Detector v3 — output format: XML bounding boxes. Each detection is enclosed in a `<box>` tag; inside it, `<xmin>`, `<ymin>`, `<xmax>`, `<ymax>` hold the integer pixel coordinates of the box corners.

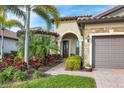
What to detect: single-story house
<box><xmin>0</xmin><ymin>27</ymin><xmax>59</xmax><ymax>55</ymax></box>
<box><xmin>0</xmin><ymin>30</ymin><xmax>18</xmax><ymax>53</ymax></box>
<box><xmin>52</xmin><ymin>5</ymin><xmax>124</xmax><ymax>69</ymax></box>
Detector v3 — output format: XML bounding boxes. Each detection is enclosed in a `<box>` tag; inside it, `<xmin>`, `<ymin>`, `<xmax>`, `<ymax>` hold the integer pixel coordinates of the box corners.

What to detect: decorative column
<box><xmin>79</xmin><ymin>40</ymin><xmax>82</xmax><ymax>57</ymax></box>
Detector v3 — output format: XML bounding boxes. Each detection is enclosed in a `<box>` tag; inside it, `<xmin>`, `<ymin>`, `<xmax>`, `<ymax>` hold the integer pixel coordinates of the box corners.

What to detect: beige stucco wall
<box><xmin>0</xmin><ymin>38</ymin><xmax>18</xmax><ymax>53</ymax></box>
<box><xmin>84</xmin><ymin>22</ymin><xmax>124</xmax><ymax>64</ymax></box>
<box><xmin>54</xmin><ymin>20</ymin><xmax>83</xmax><ymax>56</ymax></box>
<box><xmin>54</xmin><ymin>21</ymin><xmax>83</xmax><ymax>41</ymax></box>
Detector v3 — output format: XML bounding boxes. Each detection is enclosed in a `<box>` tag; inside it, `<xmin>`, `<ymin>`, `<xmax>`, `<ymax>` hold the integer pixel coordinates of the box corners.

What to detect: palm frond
<box><xmin>5</xmin><ymin>19</ymin><xmax>24</xmax><ymax>30</ymax></box>
<box><xmin>0</xmin><ymin>15</ymin><xmax>4</xmax><ymax>24</ymax></box>
<box><xmin>38</xmin><ymin>5</ymin><xmax>60</xmax><ymax>28</ymax></box>
<box><xmin>6</xmin><ymin>5</ymin><xmax>26</xmax><ymax>21</ymax></box>
<box><xmin>32</xmin><ymin>7</ymin><xmax>51</xmax><ymax>31</ymax></box>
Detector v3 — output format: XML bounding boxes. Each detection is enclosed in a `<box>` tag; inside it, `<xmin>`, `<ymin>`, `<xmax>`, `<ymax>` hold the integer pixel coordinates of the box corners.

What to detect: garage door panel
<box><xmin>92</xmin><ymin>35</ymin><xmax>124</xmax><ymax>69</ymax></box>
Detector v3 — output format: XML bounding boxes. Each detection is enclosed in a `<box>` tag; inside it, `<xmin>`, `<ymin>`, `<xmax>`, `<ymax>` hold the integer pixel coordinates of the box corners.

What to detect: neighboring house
<box><xmin>0</xmin><ymin>27</ymin><xmax>59</xmax><ymax>55</ymax></box>
<box><xmin>52</xmin><ymin>5</ymin><xmax>124</xmax><ymax>69</ymax></box>
<box><xmin>0</xmin><ymin>30</ymin><xmax>18</xmax><ymax>53</ymax></box>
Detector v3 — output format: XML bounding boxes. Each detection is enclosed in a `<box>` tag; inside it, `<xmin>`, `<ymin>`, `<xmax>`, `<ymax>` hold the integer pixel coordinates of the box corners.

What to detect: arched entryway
<box><xmin>59</xmin><ymin>32</ymin><xmax>82</xmax><ymax>57</ymax></box>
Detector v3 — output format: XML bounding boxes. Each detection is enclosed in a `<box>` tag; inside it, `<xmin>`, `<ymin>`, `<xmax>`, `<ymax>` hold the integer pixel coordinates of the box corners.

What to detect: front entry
<box><xmin>63</xmin><ymin>40</ymin><xmax>69</xmax><ymax>57</ymax></box>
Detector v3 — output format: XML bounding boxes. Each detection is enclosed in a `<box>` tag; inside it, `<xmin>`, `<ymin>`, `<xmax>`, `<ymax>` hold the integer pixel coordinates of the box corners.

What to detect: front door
<box><xmin>63</xmin><ymin>40</ymin><xmax>69</xmax><ymax>57</ymax></box>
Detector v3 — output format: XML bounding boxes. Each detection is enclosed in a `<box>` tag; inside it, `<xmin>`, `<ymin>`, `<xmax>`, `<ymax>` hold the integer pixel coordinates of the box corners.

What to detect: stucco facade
<box><xmin>83</xmin><ymin>6</ymin><xmax>124</xmax><ymax>65</ymax></box>
<box><xmin>83</xmin><ymin>22</ymin><xmax>124</xmax><ymax>64</ymax></box>
<box><xmin>54</xmin><ymin>20</ymin><xmax>83</xmax><ymax>57</ymax></box>
<box><xmin>53</xmin><ymin>5</ymin><xmax>124</xmax><ymax>68</ymax></box>
<box><xmin>55</xmin><ymin>21</ymin><xmax>83</xmax><ymax>41</ymax></box>
<box><xmin>0</xmin><ymin>38</ymin><xmax>18</xmax><ymax>53</ymax></box>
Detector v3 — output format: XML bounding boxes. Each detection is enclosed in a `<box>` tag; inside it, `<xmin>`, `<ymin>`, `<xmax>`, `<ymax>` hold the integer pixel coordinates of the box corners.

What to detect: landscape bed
<box><xmin>0</xmin><ymin>75</ymin><xmax>96</xmax><ymax>88</ymax></box>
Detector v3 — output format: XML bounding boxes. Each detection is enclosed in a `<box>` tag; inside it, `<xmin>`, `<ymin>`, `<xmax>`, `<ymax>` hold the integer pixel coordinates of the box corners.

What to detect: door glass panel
<box><xmin>76</xmin><ymin>40</ymin><xmax>79</xmax><ymax>55</ymax></box>
<box><xmin>63</xmin><ymin>41</ymin><xmax>69</xmax><ymax>57</ymax></box>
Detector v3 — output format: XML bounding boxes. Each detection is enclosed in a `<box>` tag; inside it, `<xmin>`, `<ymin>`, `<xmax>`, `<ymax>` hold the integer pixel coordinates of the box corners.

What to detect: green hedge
<box><xmin>65</xmin><ymin>56</ymin><xmax>82</xmax><ymax>70</ymax></box>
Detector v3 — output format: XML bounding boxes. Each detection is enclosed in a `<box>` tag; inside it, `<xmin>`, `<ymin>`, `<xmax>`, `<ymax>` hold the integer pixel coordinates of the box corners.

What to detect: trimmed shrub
<box><xmin>65</xmin><ymin>60</ymin><xmax>74</xmax><ymax>70</ymax></box>
<box><xmin>14</xmin><ymin>71</ymin><xmax>26</xmax><ymax>81</ymax></box>
<box><xmin>65</xmin><ymin>56</ymin><xmax>82</xmax><ymax>70</ymax></box>
<box><xmin>33</xmin><ymin>70</ymin><xmax>43</xmax><ymax>79</ymax></box>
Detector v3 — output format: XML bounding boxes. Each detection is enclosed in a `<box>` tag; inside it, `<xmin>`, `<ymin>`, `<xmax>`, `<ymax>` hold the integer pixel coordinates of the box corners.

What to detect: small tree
<box><xmin>24</xmin><ymin>5</ymin><xmax>60</xmax><ymax>69</ymax></box>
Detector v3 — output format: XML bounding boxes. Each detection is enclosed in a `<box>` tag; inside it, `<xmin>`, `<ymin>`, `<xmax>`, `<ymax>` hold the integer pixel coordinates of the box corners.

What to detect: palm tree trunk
<box><xmin>0</xmin><ymin>29</ymin><xmax>4</xmax><ymax>62</ymax></box>
<box><xmin>24</xmin><ymin>5</ymin><xmax>30</xmax><ymax>69</ymax></box>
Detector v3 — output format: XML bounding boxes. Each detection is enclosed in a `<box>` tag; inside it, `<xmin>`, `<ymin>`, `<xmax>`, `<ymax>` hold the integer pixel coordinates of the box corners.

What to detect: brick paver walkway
<box><xmin>45</xmin><ymin>62</ymin><xmax>124</xmax><ymax>88</ymax></box>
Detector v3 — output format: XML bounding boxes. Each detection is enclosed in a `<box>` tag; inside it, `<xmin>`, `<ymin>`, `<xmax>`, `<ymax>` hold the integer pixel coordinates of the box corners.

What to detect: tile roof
<box><xmin>0</xmin><ymin>29</ymin><xmax>18</xmax><ymax>40</ymax></box>
<box><xmin>17</xmin><ymin>27</ymin><xmax>59</xmax><ymax>37</ymax></box>
<box><xmin>77</xmin><ymin>15</ymin><xmax>124</xmax><ymax>24</ymax></box>
<box><xmin>51</xmin><ymin>15</ymin><xmax>92</xmax><ymax>22</ymax></box>
<box><xmin>77</xmin><ymin>5</ymin><xmax>124</xmax><ymax>24</ymax></box>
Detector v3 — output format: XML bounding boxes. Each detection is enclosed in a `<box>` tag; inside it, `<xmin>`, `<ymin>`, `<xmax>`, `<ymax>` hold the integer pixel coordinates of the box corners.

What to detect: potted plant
<box><xmin>84</xmin><ymin>63</ymin><xmax>92</xmax><ymax>72</ymax></box>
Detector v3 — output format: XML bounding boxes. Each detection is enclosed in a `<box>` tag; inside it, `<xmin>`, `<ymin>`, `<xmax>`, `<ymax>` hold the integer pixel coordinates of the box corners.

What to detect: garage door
<box><xmin>92</xmin><ymin>35</ymin><xmax>124</xmax><ymax>69</ymax></box>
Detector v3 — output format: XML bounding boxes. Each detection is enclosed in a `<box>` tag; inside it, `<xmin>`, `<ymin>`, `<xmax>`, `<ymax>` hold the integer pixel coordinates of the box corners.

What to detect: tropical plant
<box><xmin>3</xmin><ymin>66</ymin><xmax>15</xmax><ymax>80</ymax></box>
<box><xmin>14</xmin><ymin>71</ymin><xmax>26</xmax><ymax>81</ymax></box>
<box><xmin>18</xmin><ymin>32</ymin><xmax>59</xmax><ymax>65</ymax></box>
<box><xmin>16</xmin><ymin>58</ymin><xmax>27</xmax><ymax>71</ymax></box>
<box><xmin>83</xmin><ymin>63</ymin><xmax>92</xmax><ymax>72</ymax></box>
<box><xmin>84</xmin><ymin>63</ymin><xmax>92</xmax><ymax>68</ymax></box>
<box><xmin>4</xmin><ymin>55</ymin><xmax>14</xmax><ymax>67</ymax></box>
<box><xmin>29</xmin><ymin>58</ymin><xmax>42</xmax><ymax>70</ymax></box>
<box><xmin>24</xmin><ymin>5</ymin><xmax>60</xmax><ymax>69</ymax></box>
<box><xmin>33</xmin><ymin>70</ymin><xmax>43</xmax><ymax>79</ymax></box>
<box><xmin>0</xmin><ymin>5</ymin><xmax>25</xmax><ymax>62</ymax></box>
<box><xmin>0</xmin><ymin>72</ymin><xmax>6</xmax><ymax>84</ymax></box>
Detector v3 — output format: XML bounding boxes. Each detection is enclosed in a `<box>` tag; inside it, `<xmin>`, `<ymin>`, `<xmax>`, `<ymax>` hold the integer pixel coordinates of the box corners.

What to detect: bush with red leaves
<box><xmin>16</xmin><ymin>58</ymin><xmax>27</xmax><ymax>71</ymax></box>
<box><xmin>4</xmin><ymin>55</ymin><xmax>14</xmax><ymax>67</ymax></box>
<box><xmin>0</xmin><ymin>62</ymin><xmax>5</xmax><ymax>72</ymax></box>
<box><xmin>29</xmin><ymin>58</ymin><xmax>42</xmax><ymax>70</ymax></box>
<box><xmin>47</xmin><ymin>54</ymin><xmax>63</xmax><ymax>62</ymax></box>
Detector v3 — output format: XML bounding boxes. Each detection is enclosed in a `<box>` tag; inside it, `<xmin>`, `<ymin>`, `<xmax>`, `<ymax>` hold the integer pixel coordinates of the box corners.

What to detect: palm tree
<box><xmin>0</xmin><ymin>5</ymin><xmax>25</xmax><ymax>62</ymax></box>
<box><xmin>24</xmin><ymin>5</ymin><xmax>60</xmax><ymax>69</ymax></box>
<box><xmin>0</xmin><ymin>16</ymin><xmax>24</xmax><ymax>62</ymax></box>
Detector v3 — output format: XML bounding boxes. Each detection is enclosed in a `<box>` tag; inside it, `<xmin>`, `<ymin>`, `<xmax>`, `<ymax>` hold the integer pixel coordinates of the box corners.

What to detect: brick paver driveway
<box><xmin>45</xmin><ymin>62</ymin><xmax>124</xmax><ymax>88</ymax></box>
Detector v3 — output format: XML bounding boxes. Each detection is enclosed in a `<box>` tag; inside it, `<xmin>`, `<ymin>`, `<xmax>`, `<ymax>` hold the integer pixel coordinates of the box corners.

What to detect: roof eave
<box><xmin>17</xmin><ymin>30</ymin><xmax>59</xmax><ymax>37</ymax></box>
<box><xmin>51</xmin><ymin>15</ymin><xmax>92</xmax><ymax>23</ymax></box>
<box><xmin>95</xmin><ymin>5</ymin><xmax>124</xmax><ymax>18</ymax></box>
<box><xmin>78</xmin><ymin>17</ymin><xmax>124</xmax><ymax>24</ymax></box>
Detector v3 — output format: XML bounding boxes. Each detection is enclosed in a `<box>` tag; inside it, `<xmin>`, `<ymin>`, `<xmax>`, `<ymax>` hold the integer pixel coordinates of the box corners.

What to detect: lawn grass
<box><xmin>0</xmin><ymin>75</ymin><xmax>96</xmax><ymax>88</ymax></box>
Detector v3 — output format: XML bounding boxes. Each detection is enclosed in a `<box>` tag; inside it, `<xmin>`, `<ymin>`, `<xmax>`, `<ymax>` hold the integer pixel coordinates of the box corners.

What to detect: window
<box><xmin>76</xmin><ymin>40</ymin><xmax>79</xmax><ymax>55</ymax></box>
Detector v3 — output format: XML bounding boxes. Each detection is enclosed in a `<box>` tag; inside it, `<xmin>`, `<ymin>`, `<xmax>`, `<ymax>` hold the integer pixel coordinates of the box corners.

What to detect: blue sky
<box><xmin>9</xmin><ymin>5</ymin><xmax>114</xmax><ymax>32</ymax></box>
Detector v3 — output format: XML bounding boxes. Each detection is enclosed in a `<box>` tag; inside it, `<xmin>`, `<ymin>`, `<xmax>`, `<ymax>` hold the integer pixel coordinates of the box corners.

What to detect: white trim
<box><xmin>59</xmin><ymin>31</ymin><xmax>83</xmax><ymax>57</ymax></box>
<box><xmin>89</xmin><ymin>34</ymin><xmax>92</xmax><ymax>65</ymax></box>
<box><xmin>89</xmin><ymin>32</ymin><xmax>124</xmax><ymax>66</ymax></box>
<box><xmin>79</xmin><ymin>41</ymin><xmax>82</xmax><ymax>57</ymax></box>
<box><xmin>90</xmin><ymin>32</ymin><xmax>124</xmax><ymax>36</ymax></box>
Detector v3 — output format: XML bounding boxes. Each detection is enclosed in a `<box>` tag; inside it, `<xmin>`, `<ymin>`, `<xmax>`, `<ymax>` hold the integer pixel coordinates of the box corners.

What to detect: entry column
<box><xmin>79</xmin><ymin>40</ymin><xmax>83</xmax><ymax>57</ymax></box>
